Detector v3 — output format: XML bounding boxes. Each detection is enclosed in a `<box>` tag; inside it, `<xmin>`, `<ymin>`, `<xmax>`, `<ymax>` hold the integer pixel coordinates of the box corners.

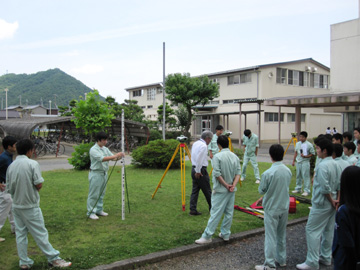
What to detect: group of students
<box><xmin>191</xmin><ymin>127</ymin><xmax>360</xmax><ymax>270</ymax></box>
<box><xmin>0</xmin><ymin>137</ymin><xmax>72</xmax><ymax>269</ymax></box>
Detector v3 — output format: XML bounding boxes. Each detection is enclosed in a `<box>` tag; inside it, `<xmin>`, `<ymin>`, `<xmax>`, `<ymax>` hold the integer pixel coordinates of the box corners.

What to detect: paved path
<box><xmin>136</xmin><ymin>222</ymin><xmax>332</xmax><ymax>270</ymax></box>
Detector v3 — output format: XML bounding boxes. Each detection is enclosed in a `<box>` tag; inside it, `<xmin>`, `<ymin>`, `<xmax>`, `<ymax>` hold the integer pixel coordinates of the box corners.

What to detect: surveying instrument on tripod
<box><xmin>151</xmin><ymin>135</ymin><xmax>191</xmax><ymax>211</ymax></box>
<box><xmin>284</xmin><ymin>132</ymin><xmax>298</xmax><ymax>156</ymax></box>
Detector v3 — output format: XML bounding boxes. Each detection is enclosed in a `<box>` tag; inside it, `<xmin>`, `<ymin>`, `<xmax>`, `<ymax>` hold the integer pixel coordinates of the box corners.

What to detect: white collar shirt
<box><xmin>191</xmin><ymin>139</ymin><xmax>209</xmax><ymax>173</ymax></box>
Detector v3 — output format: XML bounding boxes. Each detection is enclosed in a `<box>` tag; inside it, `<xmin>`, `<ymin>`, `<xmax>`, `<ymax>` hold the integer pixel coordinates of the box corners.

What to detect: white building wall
<box><xmin>331</xmin><ymin>18</ymin><xmax>360</xmax><ymax>92</ymax></box>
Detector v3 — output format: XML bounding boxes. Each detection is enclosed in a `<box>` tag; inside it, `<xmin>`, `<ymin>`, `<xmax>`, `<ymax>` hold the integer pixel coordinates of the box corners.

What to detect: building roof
<box><xmin>23</xmin><ymin>105</ymin><xmax>47</xmax><ymax>110</ymax></box>
<box><xmin>5</xmin><ymin>105</ymin><xmax>23</xmax><ymax>110</ymax></box>
<box><xmin>264</xmin><ymin>91</ymin><xmax>360</xmax><ymax>108</ymax></box>
<box><xmin>125</xmin><ymin>58</ymin><xmax>329</xmax><ymax>90</ymax></box>
<box><xmin>0</xmin><ymin>116</ymin><xmax>149</xmax><ymax>140</ymax></box>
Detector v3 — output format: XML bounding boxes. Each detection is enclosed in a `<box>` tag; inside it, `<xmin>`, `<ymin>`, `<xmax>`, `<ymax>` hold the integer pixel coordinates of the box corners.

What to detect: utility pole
<box><xmin>162</xmin><ymin>42</ymin><xmax>166</xmax><ymax>140</ymax></box>
<box><xmin>5</xmin><ymin>88</ymin><xmax>8</xmax><ymax>120</ymax></box>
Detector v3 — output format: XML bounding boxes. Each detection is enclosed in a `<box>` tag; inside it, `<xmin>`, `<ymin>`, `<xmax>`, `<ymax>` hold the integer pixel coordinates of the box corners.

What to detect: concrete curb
<box><xmin>89</xmin><ymin>216</ymin><xmax>308</xmax><ymax>270</ymax></box>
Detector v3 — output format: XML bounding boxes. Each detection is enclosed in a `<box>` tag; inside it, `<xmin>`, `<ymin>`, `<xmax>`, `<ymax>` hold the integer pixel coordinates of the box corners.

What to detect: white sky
<box><xmin>0</xmin><ymin>0</ymin><xmax>358</xmax><ymax>103</ymax></box>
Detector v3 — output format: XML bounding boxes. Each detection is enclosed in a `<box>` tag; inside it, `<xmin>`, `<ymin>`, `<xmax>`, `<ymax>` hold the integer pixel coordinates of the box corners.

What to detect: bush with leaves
<box><xmin>233</xmin><ymin>147</ymin><xmax>244</xmax><ymax>163</ymax></box>
<box><xmin>131</xmin><ymin>139</ymin><xmax>181</xmax><ymax>169</ymax></box>
<box><xmin>68</xmin><ymin>142</ymin><xmax>95</xmax><ymax>170</ymax></box>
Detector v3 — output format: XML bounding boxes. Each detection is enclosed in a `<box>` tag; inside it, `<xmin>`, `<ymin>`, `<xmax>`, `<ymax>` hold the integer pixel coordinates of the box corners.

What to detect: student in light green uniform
<box><xmin>241</xmin><ymin>129</ymin><xmax>260</xmax><ymax>183</ymax></box>
<box><xmin>292</xmin><ymin>131</ymin><xmax>315</xmax><ymax>196</ymax></box>
<box><xmin>87</xmin><ymin>132</ymin><xmax>124</xmax><ymax>220</ymax></box>
<box><xmin>208</xmin><ymin>125</ymin><xmax>224</xmax><ymax>159</ymax></box>
<box><xmin>353</xmin><ymin>128</ymin><xmax>360</xmax><ymax>158</ymax></box>
<box><xmin>6</xmin><ymin>139</ymin><xmax>71</xmax><ymax>269</ymax></box>
<box><xmin>296</xmin><ymin>138</ymin><xmax>340</xmax><ymax>270</ymax></box>
<box><xmin>195</xmin><ymin>135</ymin><xmax>240</xmax><ymax>244</ymax></box>
<box><xmin>343</xmin><ymin>142</ymin><xmax>357</xmax><ymax>166</ymax></box>
<box><xmin>333</xmin><ymin>144</ymin><xmax>350</xmax><ymax>172</ymax></box>
<box><xmin>255</xmin><ymin>144</ymin><xmax>292</xmax><ymax>270</ymax></box>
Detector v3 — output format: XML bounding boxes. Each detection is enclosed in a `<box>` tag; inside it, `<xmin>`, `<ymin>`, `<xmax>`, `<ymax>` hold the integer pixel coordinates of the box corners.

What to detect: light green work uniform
<box><xmin>294</xmin><ymin>141</ymin><xmax>315</xmax><ymax>193</ymax></box>
<box><xmin>87</xmin><ymin>143</ymin><xmax>113</xmax><ymax>216</ymax></box>
<box><xmin>201</xmin><ymin>149</ymin><xmax>241</xmax><ymax>240</ymax></box>
<box><xmin>305</xmin><ymin>157</ymin><xmax>340</xmax><ymax>268</ymax></box>
<box><xmin>208</xmin><ymin>133</ymin><xmax>219</xmax><ymax>156</ymax></box>
<box><xmin>347</xmin><ymin>154</ymin><xmax>358</xmax><ymax>166</ymax></box>
<box><xmin>241</xmin><ymin>133</ymin><xmax>260</xmax><ymax>180</ymax></box>
<box><xmin>354</xmin><ymin>139</ymin><xmax>360</xmax><ymax>158</ymax></box>
<box><xmin>258</xmin><ymin>162</ymin><xmax>292</xmax><ymax>268</ymax></box>
<box><xmin>6</xmin><ymin>155</ymin><xmax>61</xmax><ymax>267</ymax></box>
<box><xmin>341</xmin><ymin>151</ymin><xmax>348</xmax><ymax>161</ymax></box>
<box><xmin>334</xmin><ymin>157</ymin><xmax>350</xmax><ymax>172</ymax></box>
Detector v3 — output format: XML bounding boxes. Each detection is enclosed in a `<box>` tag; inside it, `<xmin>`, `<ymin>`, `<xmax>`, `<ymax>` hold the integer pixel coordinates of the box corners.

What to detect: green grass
<box><xmin>0</xmin><ymin>161</ymin><xmax>309</xmax><ymax>269</ymax></box>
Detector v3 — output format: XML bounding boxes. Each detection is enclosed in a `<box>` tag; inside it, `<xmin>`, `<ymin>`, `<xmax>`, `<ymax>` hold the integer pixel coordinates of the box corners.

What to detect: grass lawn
<box><xmin>0</xmin><ymin>161</ymin><xmax>310</xmax><ymax>269</ymax></box>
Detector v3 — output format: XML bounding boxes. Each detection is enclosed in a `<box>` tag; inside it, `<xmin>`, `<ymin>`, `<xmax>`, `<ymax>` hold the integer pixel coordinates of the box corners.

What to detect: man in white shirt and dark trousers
<box><xmin>190</xmin><ymin>130</ymin><xmax>213</xmax><ymax>216</ymax></box>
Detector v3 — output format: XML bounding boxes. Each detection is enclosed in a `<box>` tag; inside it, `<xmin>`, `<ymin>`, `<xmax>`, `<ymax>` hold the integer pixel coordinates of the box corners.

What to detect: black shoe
<box><xmin>189</xmin><ymin>210</ymin><xmax>202</xmax><ymax>216</ymax></box>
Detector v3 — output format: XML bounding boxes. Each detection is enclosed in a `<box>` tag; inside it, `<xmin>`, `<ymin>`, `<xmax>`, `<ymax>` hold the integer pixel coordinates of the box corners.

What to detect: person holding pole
<box><xmin>241</xmin><ymin>129</ymin><xmax>260</xmax><ymax>184</ymax></box>
<box><xmin>208</xmin><ymin>125</ymin><xmax>224</xmax><ymax>159</ymax></box>
<box><xmin>195</xmin><ymin>135</ymin><xmax>240</xmax><ymax>244</ymax></box>
<box><xmin>87</xmin><ymin>132</ymin><xmax>124</xmax><ymax>220</ymax></box>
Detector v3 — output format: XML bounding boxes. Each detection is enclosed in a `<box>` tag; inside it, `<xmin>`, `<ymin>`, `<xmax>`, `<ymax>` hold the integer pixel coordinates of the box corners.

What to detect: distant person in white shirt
<box><xmin>325</xmin><ymin>127</ymin><xmax>332</xmax><ymax>135</ymax></box>
<box><xmin>332</xmin><ymin>127</ymin><xmax>338</xmax><ymax>135</ymax></box>
<box><xmin>189</xmin><ymin>131</ymin><xmax>213</xmax><ymax>216</ymax></box>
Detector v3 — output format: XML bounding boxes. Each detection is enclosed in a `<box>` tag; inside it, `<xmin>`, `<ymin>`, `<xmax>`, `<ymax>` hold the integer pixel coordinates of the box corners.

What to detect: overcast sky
<box><xmin>0</xmin><ymin>0</ymin><xmax>358</xmax><ymax>103</ymax></box>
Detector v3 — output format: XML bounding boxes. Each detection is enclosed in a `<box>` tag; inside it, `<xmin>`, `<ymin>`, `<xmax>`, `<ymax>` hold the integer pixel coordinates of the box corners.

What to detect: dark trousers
<box><xmin>190</xmin><ymin>166</ymin><xmax>212</xmax><ymax>212</ymax></box>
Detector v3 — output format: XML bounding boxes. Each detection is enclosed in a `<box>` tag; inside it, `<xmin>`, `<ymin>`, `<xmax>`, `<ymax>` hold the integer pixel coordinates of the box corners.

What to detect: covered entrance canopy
<box><xmin>0</xmin><ymin>116</ymin><xmax>149</xmax><ymax>141</ymax></box>
<box><xmin>264</xmin><ymin>92</ymin><xmax>360</xmax><ymax>142</ymax></box>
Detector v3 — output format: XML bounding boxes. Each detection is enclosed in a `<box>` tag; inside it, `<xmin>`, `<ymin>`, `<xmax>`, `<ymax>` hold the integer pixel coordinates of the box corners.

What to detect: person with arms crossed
<box><xmin>87</xmin><ymin>131</ymin><xmax>125</xmax><ymax>220</ymax></box>
<box><xmin>0</xmin><ymin>136</ymin><xmax>17</xmax><ymax>242</ymax></box>
<box><xmin>195</xmin><ymin>135</ymin><xmax>240</xmax><ymax>244</ymax></box>
<box><xmin>189</xmin><ymin>130</ymin><xmax>213</xmax><ymax>216</ymax></box>
<box><xmin>6</xmin><ymin>139</ymin><xmax>71</xmax><ymax>269</ymax></box>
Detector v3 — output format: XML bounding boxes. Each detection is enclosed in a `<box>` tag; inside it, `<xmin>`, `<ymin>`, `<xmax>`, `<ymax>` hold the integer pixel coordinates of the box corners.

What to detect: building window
<box><xmin>287</xmin><ymin>113</ymin><xmax>306</xmax><ymax>122</ymax></box>
<box><xmin>140</xmin><ymin>106</ymin><xmax>146</xmax><ymax>109</ymax></box>
<box><xmin>227</xmin><ymin>73</ymin><xmax>251</xmax><ymax>85</ymax></box>
<box><xmin>147</xmin><ymin>105</ymin><xmax>153</xmax><ymax>109</ymax></box>
<box><xmin>265</xmin><ymin>112</ymin><xmax>284</xmax><ymax>122</ymax></box>
<box><xmin>133</xmin><ymin>89</ymin><xmax>143</xmax><ymax>97</ymax></box>
<box><xmin>276</xmin><ymin>68</ymin><xmax>287</xmax><ymax>84</ymax></box>
<box><xmin>156</xmin><ymin>87</ymin><xmax>163</xmax><ymax>94</ymax></box>
<box><xmin>147</xmin><ymin>88</ymin><xmax>156</xmax><ymax>100</ymax></box>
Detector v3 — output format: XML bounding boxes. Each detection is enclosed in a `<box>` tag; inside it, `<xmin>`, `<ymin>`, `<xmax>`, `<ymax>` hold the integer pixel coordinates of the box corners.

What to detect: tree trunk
<box><xmin>184</xmin><ymin>107</ymin><xmax>193</xmax><ymax>138</ymax></box>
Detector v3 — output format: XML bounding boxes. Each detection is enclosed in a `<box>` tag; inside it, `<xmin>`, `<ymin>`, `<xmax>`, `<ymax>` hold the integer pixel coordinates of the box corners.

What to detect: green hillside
<box><xmin>0</xmin><ymin>69</ymin><xmax>100</xmax><ymax>107</ymax></box>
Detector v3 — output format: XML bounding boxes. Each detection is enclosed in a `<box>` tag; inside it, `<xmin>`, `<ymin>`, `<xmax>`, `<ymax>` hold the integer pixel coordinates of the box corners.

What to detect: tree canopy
<box><xmin>165</xmin><ymin>73</ymin><xmax>219</xmax><ymax>135</ymax></box>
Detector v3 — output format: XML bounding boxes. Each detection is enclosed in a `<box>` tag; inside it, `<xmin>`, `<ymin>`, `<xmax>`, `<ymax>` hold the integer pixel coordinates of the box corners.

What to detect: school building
<box><xmin>125</xmin><ymin>58</ymin><xmax>342</xmax><ymax>143</ymax></box>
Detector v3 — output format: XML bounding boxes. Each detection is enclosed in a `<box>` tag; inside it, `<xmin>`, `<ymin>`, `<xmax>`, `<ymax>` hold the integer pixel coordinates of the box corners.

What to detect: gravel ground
<box><xmin>136</xmin><ymin>222</ymin><xmax>333</xmax><ymax>270</ymax></box>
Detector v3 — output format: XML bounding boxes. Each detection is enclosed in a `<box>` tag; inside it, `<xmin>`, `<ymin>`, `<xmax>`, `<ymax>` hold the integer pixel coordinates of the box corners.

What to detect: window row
<box><xmin>276</xmin><ymin>68</ymin><xmax>329</xmax><ymax>89</ymax></box>
<box><xmin>265</xmin><ymin>113</ymin><xmax>306</xmax><ymax>122</ymax></box>
<box><xmin>227</xmin><ymin>73</ymin><xmax>251</xmax><ymax>85</ymax></box>
<box><xmin>132</xmin><ymin>88</ymin><xmax>162</xmax><ymax>99</ymax></box>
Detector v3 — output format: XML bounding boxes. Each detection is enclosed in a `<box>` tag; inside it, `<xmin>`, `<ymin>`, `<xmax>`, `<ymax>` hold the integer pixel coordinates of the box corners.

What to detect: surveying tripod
<box><xmin>151</xmin><ymin>142</ymin><xmax>191</xmax><ymax>211</ymax></box>
<box><xmin>284</xmin><ymin>132</ymin><xmax>298</xmax><ymax>156</ymax></box>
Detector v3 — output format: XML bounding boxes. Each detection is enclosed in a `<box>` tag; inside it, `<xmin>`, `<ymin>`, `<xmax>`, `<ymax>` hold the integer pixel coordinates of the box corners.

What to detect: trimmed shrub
<box><xmin>233</xmin><ymin>147</ymin><xmax>244</xmax><ymax>163</ymax></box>
<box><xmin>131</xmin><ymin>139</ymin><xmax>181</xmax><ymax>169</ymax></box>
<box><xmin>149</xmin><ymin>129</ymin><xmax>162</xmax><ymax>141</ymax></box>
<box><xmin>68</xmin><ymin>142</ymin><xmax>95</xmax><ymax>170</ymax></box>
<box><xmin>165</xmin><ymin>131</ymin><xmax>184</xmax><ymax>140</ymax></box>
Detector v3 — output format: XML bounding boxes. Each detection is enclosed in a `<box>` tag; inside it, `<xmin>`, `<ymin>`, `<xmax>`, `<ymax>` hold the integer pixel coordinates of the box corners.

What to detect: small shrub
<box><xmin>68</xmin><ymin>142</ymin><xmax>95</xmax><ymax>170</ymax></box>
<box><xmin>131</xmin><ymin>139</ymin><xmax>181</xmax><ymax>169</ymax></box>
<box><xmin>149</xmin><ymin>129</ymin><xmax>162</xmax><ymax>141</ymax></box>
<box><xmin>233</xmin><ymin>147</ymin><xmax>244</xmax><ymax>162</ymax></box>
<box><xmin>165</xmin><ymin>131</ymin><xmax>184</xmax><ymax>140</ymax></box>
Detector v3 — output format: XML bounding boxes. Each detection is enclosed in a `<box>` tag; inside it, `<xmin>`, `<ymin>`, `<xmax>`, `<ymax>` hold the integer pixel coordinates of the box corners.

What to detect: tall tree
<box><xmin>157</xmin><ymin>102</ymin><xmax>176</xmax><ymax>127</ymax></box>
<box><xmin>72</xmin><ymin>90</ymin><xmax>114</xmax><ymax>140</ymax></box>
<box><xmin>165</xmin><ymin>73</ymin><xmax>219</xmax><ymax>135</ymax></box>
<box><xmin>119</xmin><ymin>99</ymin><xmax>145</xmax><ymax>123</ymax></box>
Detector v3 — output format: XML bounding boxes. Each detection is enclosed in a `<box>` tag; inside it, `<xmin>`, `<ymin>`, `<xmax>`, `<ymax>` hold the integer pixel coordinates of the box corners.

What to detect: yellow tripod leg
<box><xmin>185</xmin><ymin>144</ymin><xmax>192</xmax><ymax>162</ymax></box>
<box><xmin>284</xmin><ymin>137</ymin><xmax>293</xmax><ymax>156</ymax></box>
<box><xmin>152</xmin><ymin>144</ymin><xmax>180</xmax><ymax>199</ymax></box>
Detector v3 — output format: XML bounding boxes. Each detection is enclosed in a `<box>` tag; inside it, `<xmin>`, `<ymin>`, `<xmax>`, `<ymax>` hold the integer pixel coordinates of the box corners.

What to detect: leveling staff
<box><xmin>87</xmin><ymin>132</ymin><xmax>124</xmax><ymax>220</ymax></box>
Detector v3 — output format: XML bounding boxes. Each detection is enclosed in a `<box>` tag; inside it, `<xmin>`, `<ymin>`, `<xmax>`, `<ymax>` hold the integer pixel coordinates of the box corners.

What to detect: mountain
<box><xmin>0</xmin><ymin>68</ymin><xmax>102</xmax><ymax>107</ymax></box>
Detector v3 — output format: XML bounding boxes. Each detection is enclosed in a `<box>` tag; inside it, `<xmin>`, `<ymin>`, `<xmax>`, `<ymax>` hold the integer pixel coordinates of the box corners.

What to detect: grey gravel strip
<box><xmin>90</xmin><ymin>217</ymin><xmax>308</xmax><ymax>270</ymax></box>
